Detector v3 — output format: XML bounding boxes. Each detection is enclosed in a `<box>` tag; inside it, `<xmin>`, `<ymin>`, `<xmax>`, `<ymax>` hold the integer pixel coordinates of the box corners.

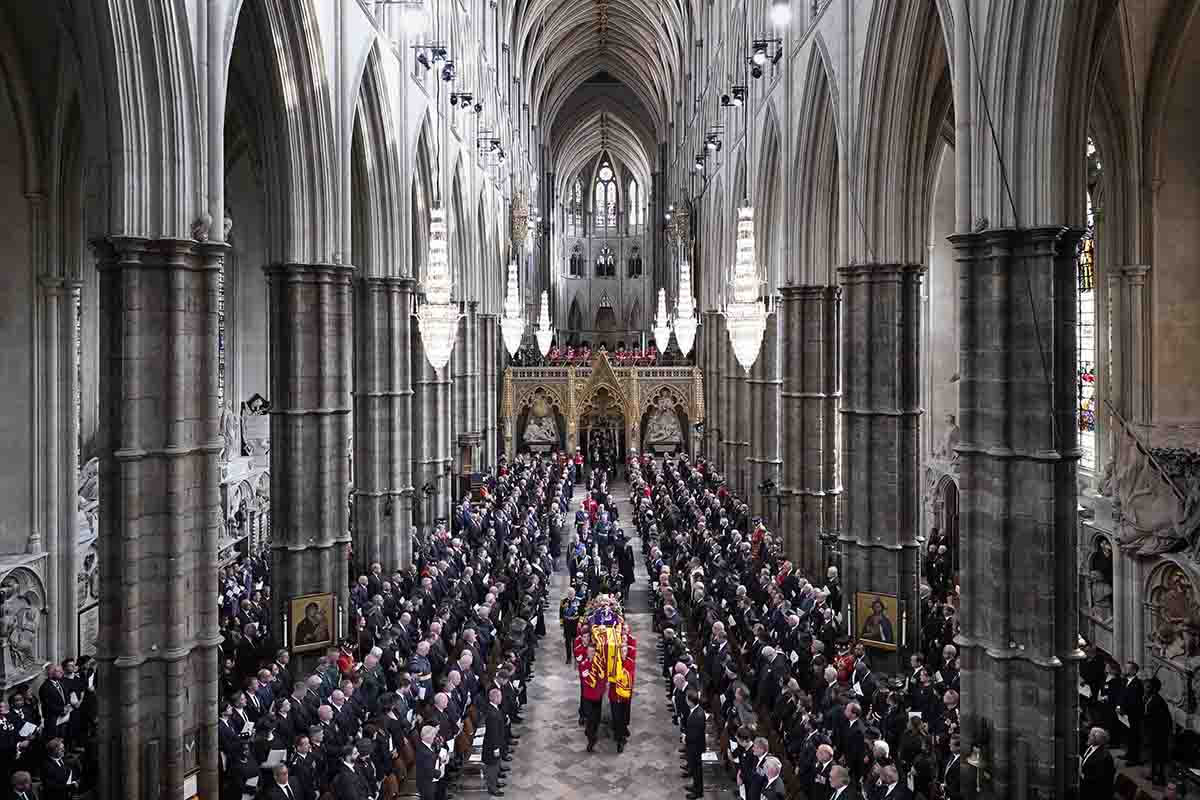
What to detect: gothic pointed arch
<box><xmin>411</xmin><ymin>115</ymin><xmax>434</xmax><ymax>281</ymax></box>
<box><xmin>794</xmin><ymin>45</ymin><xmax>842</xmax><ymax>287</ymax></box>
<box><xmin>225</xmin><ymin>0</ymin><xmax>338</xmax><ymax>263</ymax></box>
<box><xmin>351</xmin><ymin>41</ymin><xmax>403</xmax><ymax>278</ymax></box>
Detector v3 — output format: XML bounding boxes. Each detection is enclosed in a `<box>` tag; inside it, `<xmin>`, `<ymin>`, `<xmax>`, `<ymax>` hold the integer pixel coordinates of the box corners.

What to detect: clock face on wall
<box><xmin>599</xmin><ymin>164</ymin><xmax>613</xmax><ymax>182</ymax></box>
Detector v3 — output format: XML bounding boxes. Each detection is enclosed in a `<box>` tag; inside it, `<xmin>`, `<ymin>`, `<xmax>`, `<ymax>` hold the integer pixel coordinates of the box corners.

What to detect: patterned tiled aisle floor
<box><xmin>497</xmin><ymin>483</ymin><xmax>733</xmax><ymax>799</ymax></box>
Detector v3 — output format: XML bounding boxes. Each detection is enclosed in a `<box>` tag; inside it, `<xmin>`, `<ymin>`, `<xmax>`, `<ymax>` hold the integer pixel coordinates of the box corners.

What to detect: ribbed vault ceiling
<box><xmin>506</xmin><ymin>0</ymin><xmax>695</xmax><ymax>185</ymax></box>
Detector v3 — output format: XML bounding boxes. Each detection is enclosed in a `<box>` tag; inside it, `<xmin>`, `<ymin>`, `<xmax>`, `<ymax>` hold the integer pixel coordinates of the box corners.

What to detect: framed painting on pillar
<box><xmin>290</xmin><ymin>592</ymin><xmax>335</xmax><ymax>654</ymax></box>
<box><xmin>855</xmin><ymin>592</ymin><xmax>899</xmax><ymax>651</ymax></box>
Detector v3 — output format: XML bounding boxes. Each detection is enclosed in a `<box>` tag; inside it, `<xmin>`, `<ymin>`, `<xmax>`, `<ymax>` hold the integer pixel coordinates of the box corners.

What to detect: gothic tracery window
<box><xmin>569</xmin><ymin>243</ymin><xmax>585</xmax><ymax>277</ymax></box>
<box><xmin>1077</xmin><ymin>137</ymin><xmax>1099</xmax><ymax>472</ymax></box>
<box><xmin>568</xmin><ymin>179</ymin><xmax>582</xmax><ymax>237</ymax></box>
<box><xmin>593</xmin><ymin>158</ymin><xmax>617</xmax><ymax>231</ymax></box>
<box><xmin>627</xmin><ymin>178</ymin><xmax>642</xmax><ymax>230</ymax></box>
<box><xmin>595</xmin><ymin>245</ymin><xmax>616</xmax><ymax>278</ymax></box>
<box><xmin>628</xmin><ymin>245</ymin><xmax>643</xmax><ymax>278</ymax></box>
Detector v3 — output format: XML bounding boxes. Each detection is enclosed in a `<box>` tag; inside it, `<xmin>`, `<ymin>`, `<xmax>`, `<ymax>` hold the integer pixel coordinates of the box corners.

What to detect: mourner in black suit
<box><xmin>482</xmin><ymin>689</ymin><xmax>507</xmax><ymax>797</ymax></box>
<box><xmin>1079</xmin><ymin>727</ymin><xmax>1116</xmax><ymax>798</ymax></box>
<box><xmin>9</xmin><ymin>771</ymin><xmax>37</xmax><ymax>800</ymax></box>
<box><xmin>684</xmin><ymin>692</ymin><xmax>707</xmax><ymax>799</ymax></box>
<box><xmin>415</xmin><ymin>727</ymin><xmax>442</xmax><ymax>800</ymax></box>
<box><xmin>1145</xmin><ymin>678</ymin><xmax>1172</xmax><ymax>786</ymax></box>
<box><xmin>260</xmin><ymin>765</ymin><xmax>301</xmax><ymax>800</ymax></box>
<box><xmin>1117</xmin><ymin>662</ymin><xmax>1144</xmax><ymax>765</ymax></box>
<box><xmin>40</xmin><ymin>740</ymin><xmax>80</xmax><ymax>800</ymax></box>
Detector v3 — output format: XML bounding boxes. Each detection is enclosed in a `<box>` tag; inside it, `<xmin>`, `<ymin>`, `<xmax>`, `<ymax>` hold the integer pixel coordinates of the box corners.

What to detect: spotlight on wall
<box><xmin>704</xmin><ymin>133</ymin><xmax>722</xmax><ymax>152</ymax></box>
<box><xmin>473</xmin><ymin>101</ymin><xmax>484</xmax><ymax>113</ymax></box>
<box><xmin>751</xmin><ymin>40</ymin><xmax>769</xmax><ymax>66</ymax></box>
<box><xmin>441</xmin><ymin>61</ymin><xmax>456</xmax><ymax>82</ymax></box>
<box><xmin>693</xmin><ymin>154</ymin><xmax>706</xmax><ymax>173</ymax></box>
<box><xmin>432</xmin><ymin>47</ymin><xmax>448</xmax><ymax>67</ymax></box>
<box><xmin>417</xmin><ymin>51</ymin><xmax>431</xmax><ymax>70</ymax></box>
<box><xmin>770</xmin><ymin>0</ymin><xmax>791</xmax><ymax>26</ymax></box>
<box><xmin>720</xmin><ymin>86</ymin><xmax>747</xmax><ymax>108</ymax></box>
<box><xmin>751</xmin><ymin>63</ymin><xmax>764</xmax><ymax>79</ymax></box>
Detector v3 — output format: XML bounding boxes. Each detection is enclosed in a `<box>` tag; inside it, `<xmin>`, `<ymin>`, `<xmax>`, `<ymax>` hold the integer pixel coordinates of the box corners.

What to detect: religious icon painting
<box><xmin>290</xmin><ymin>592</ymin><xmax>335</xmax><ymax>653</ymax></box>
<box><xmin>855</xmin><ymin>591</ymin><xmax>899</xmax><ymax>651</ymax></box>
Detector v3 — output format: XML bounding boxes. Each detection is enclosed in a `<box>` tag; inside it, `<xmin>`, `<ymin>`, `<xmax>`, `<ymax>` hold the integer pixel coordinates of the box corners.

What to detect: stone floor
<box><xmin>481</xmin><ymin>483</ymin><xmax>734</xmax><ymax>799</ymax></box>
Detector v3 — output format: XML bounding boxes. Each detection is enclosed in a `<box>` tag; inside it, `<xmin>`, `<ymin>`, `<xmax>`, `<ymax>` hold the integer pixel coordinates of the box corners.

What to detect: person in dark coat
<box><xmin>330</xmin><ymin>746</ymin><xmax>371</xmax><ymax>800</ymax></box>
<box><xmin>1118</xmin><ymin>661</ymin><xmax>1144</xmax><ymax>765</ymax></box>
<box><xmin>1079</xmin><ymin>726</ymin><xmax>1116</xmax><ymax>798</ymax></box>
<box><xmin>482</xmin><ymin>688</ymin><xmax>507</xmax><ymax>796</ymax></box>
<box><xmin>684</xmin><ymin>690</ymin><xmax>707</xmax><ymax>800</ymax></box>
<box><xmin>1145</xmin><ymin>677</ymin><xmax>1172</xmax><ymax>785</ymax></box>
<box><xmin>41</xmin><ymin>739</ymin><xmax>81</xmax><ymax>800</ymax></box>
<box><xmin>414</xmin><ymin>725</ymin><xmax>442</xmax><ymax>800</ymax></box>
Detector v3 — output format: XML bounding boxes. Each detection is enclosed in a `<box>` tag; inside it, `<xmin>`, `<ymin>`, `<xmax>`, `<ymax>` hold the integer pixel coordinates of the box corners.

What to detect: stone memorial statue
<box><xmin>523</xmin><ymin>398</ymin><xmax>559</xmax><ymax>444</ymax></box>
<box><xmin>241</xmin><ymin>393</ymin><xmax>271</xmax><ymax>457</ymax></box>
<box><xmin>77</xmin><ymin>457</ymin><xmax>99</xmax><ymax>537</ymax></box>
<box><xmin>935</xmin><ymin>414</ymin><xmax>960</xmax><ymax>461</ymax></box>
<box><xmin>644</xmin><ymin>396</ymin><xmax>682</xmax><ymax>444</ymax></box>
<box><xmin>220</xmin><ymin>401</ymin><xmax>241</xmax><ymax>463</ymax></box>
<box><xmin>0</xmin><ymin>573</ymin><xmax>41</xmax><ymax>681</ymax></box>
<box><xmin>1112</xmin><ymin>427</ymin><xmax>1200</xmax><ymax>556</ymax></box>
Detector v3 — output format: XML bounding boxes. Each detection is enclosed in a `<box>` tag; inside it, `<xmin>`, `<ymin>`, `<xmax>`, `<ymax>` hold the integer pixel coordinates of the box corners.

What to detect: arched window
<box><xmin>568</xmin><ymin>179</ymin><xmax>582</xmax><ymax>237</ymax></box>
<box><xmin>595</xmin><ymin>246</ymin><xmax>615</xmax><ymax>278</ymax></box>
<box><xmin>1077</xmin><ymin>137</ymin><xmax>1099</xmax><ymax>471</ymax></box>
<box><xmin>627</xmin><ymin>179</ymin><xmax>642</xmax><ymax>229</ymax></box>
<box><xmin>627</xmin><ymin>245</ymin><xmax>642</xmax><ymax>278</ymax></box>
<box><xmin>593</xmin><ymin>158</ymin><xmax>617</xmax><ymax>231</ymax></box>
<box><xmin>569</xmin><ymin>243</ymin><xmax>584</xmax><ymax>277</ymax></box>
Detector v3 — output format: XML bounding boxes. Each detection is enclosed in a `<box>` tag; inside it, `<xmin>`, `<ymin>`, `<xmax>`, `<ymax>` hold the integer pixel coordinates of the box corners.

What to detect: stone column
<box><xmin>701</xmin><ymin>311</ymin><xmax>721</xmax><ymax>460</ymax></box>
<box><xmin>950</xmin><ymin>228</ymin><xmax>1082</xmax><ymax>799</ymax></box>
<box><xmin>838</xmin><ymin>263</ymin><xmax>923</xmax><ymax>663</ymax></box>
<box><xmin>38</xmin><ymin>273</ymin><xmax>83</xmax><ymax>657</ymax></box>
<box><xmin>1107</xmin><ymin>265</ymin><xmax>1150</xmax><ymax>427</ymax></box>
<box><xmin>477</xmin><ymin>314</ymin><xmax>497</xmax><ymax>468</ymax></box>
<box><xmin>94</xmin><ymin>237</ymin><xmax>224</xmax><ymax>800</ymax></box>
<box><xmin>780</xmin><ymin>285</ymin><xmax>841</xmax><ymax>575</ymax></box>
<box><xmin>265</xmin><ymin>263</ymin><xmax>353</xmax><ymax>653</ymax></box>
<box><xmin>412</xmin><ymin>324</ymin><xmax>449</xmax><ymax>528</ymax></box>
<box><xmin>746</xmin><ymin>311</ymin><xmax>781</xmax><ymax>520</ymax></box>
<box><xmin>353</xmin><ymin>276</ymin><xmax>415</xmax><ymax>573</ymax></box>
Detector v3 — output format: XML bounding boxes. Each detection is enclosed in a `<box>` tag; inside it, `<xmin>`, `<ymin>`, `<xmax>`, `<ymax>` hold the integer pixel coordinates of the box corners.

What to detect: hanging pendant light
<box><xmin>501</xmin><ymin>261</ymin><xmax>525</xmax><ymax>356</ymax></box>
<box><xmin>535</xmin><ymin>290</ymin><xmax>554</xmax><ymax>356</ymax></box>
<box><xmin>725</xmin><ymin>205</ymin><xmax>767</xmax><ymax>371</ymax></box>
<box><xmin>674</xmin><ymin>255</ymin><xmax>698</xmax><ymax>357</ymax></box>
<box><xmin>653</xmin><ymin>288</ymin><xmax>673</xmax><ymax>351</ymax></box>
<box><xmin>417</xmin><ymin>205</ymin><xmax>460</xmax><ymax>373</ymax></box>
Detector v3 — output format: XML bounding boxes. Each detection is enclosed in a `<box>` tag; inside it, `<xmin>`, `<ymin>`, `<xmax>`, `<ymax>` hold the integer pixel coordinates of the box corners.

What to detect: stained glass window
<box><xmin>218</xmin><ymin>259</ymin><xmax>227</xmax><ymax>410</ymax></box>
<box><xmin>628</xmin><ymin>179</ymin><xmax>642</xmax><ymax>229</ymax></box>
<box><xmin>568</xmin><ymin>179</ymin><xmax>582</xmax><ymax>237</ymax></box>
<box><xmin>1077</xmin><ymin>138</ymin><xmax>1098</xmax><ymax>471</ymax></box>
<box><xmin>75</xmin><ymin>291</ymin><xmax>82</xmax><ymax>468</ymax></box>
<box><xmin>594</xmin><ymin>158</ymin><xmax>616</xmax><ymax>231</ymax></box>
<box><xmin>596</xmin><ymin>246</ymin><xmax>615</xmax><ymax>277</ymax></box>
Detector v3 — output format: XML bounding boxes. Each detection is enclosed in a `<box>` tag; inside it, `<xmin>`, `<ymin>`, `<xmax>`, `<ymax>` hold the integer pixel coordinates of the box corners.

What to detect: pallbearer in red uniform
<box><xmin>573</xmin><ymin>622</ymin><xmax>592</xmax><ymax>726</ymax></box>
<box><xmin>579</xmin><ymin>644</ymin><xmax>606</xmax><ymax>751</ymax></box>
<box><xmin>608</xmin><ymin>637</ymin><xmax>637</xmax><ymax>752</ymax></box>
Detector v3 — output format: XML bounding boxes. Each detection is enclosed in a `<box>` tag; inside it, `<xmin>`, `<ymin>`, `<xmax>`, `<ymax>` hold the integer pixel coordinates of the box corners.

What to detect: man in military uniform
<box><xmin>560</xmin><ymin>591</ymin><xmax>581</xmax><ymax>664</ymax></box>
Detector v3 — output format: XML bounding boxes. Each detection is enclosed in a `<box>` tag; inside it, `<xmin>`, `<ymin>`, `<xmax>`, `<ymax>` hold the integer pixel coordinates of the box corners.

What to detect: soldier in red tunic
<box><xmin>579</xmin><ymin>644</ymin><xmax>607</xmax><ymax>752</ymax></box>
<box><xmin>608</xmin><ymin>641</ymin><xmax>637</xmax><ymax>752</ymax></box>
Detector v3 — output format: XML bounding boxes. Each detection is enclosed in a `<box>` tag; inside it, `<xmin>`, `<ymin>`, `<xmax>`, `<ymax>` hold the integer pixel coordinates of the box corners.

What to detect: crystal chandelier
<box><xmin>725</xmin><ymin>205</ymin><xmax>767</xmax><ymax>371</ymax></box>
<box><xmin>417</xmin><ymin>205</ymin><xmax>460</xmax><ymax>373</ymax></box>
<box><xmin>674</xmin><ymin>255</ymin><xmax>698</xmax><ymax>357</ymax></box>
<box><xmin>653</xmin><ymin>288</ymin><xmax>672</xmax><ymax>351</ymax></box>
<box><xmin>535</xmin><ymin>291</ymin><xmax>554</xmax><ymax>355</ymax></box>
<box><xmin>501</xmin><ymin>261</ymin><xmax>525</xmax><ymax>356</ymax></box>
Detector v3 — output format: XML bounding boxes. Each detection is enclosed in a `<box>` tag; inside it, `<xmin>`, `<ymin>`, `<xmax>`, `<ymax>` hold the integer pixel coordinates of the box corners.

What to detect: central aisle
<box><xmin>502</xmin><ymin>483</ymin><xmax>725</xmax><ymax>798</ymax></box>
